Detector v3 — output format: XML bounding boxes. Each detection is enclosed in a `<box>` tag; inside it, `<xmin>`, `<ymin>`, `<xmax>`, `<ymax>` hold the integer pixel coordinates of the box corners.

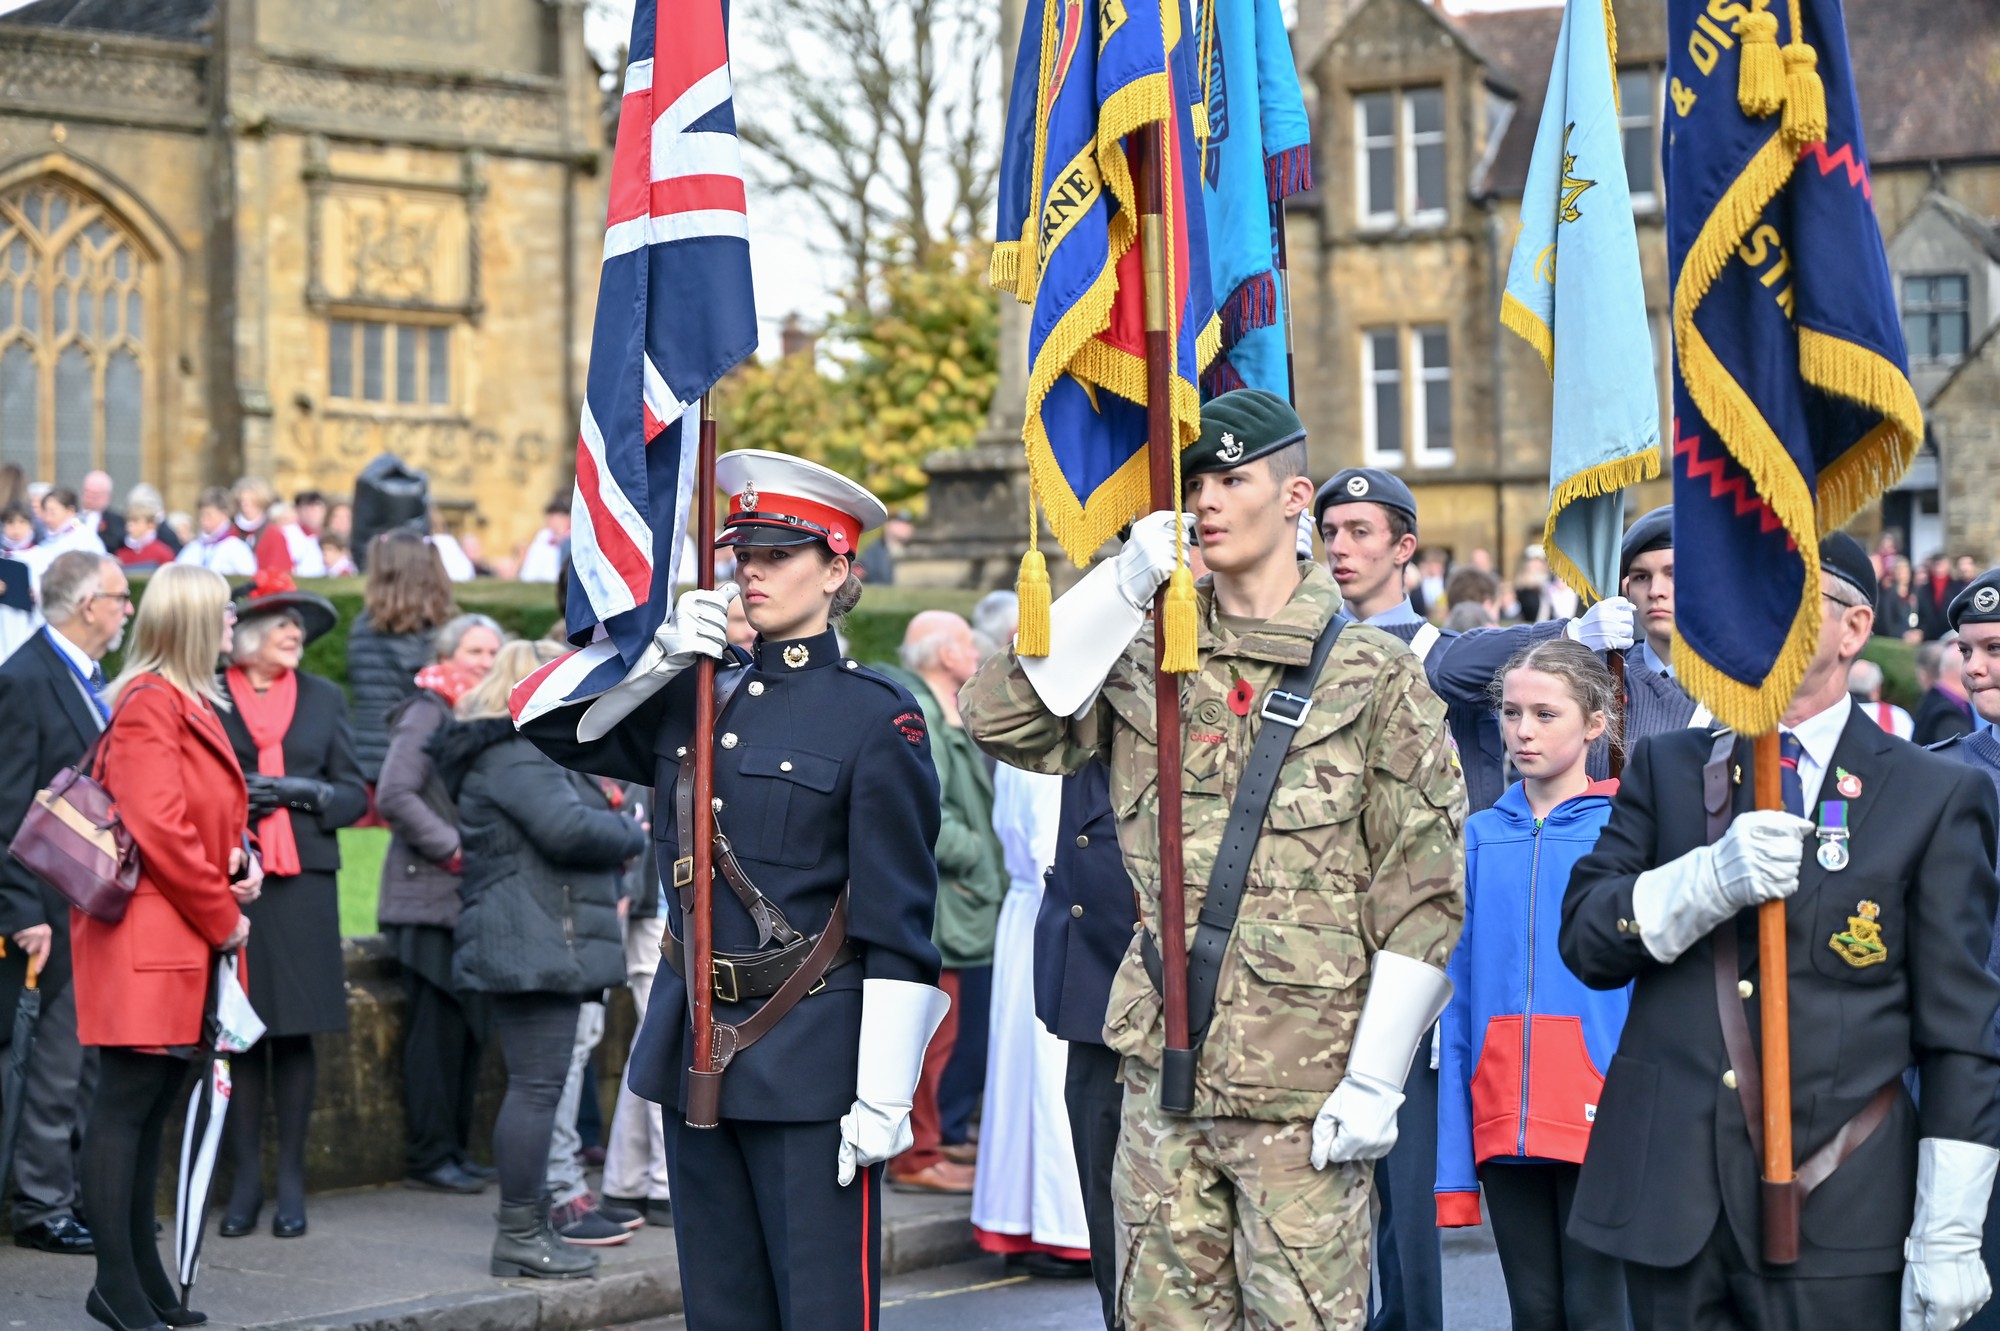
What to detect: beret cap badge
<box><xmin>1217</xmin><ymin>432</ymin><xmax>1243</xmax><ymax>462</ymax></box>
<box><xmin>1977</xmin><ymin>587</ymin><xmax>1999</xmax><ymax>614</ymax></box>
<box><xmin>1346</xmin><ymin>475</ymin><xmax>1369</xmax><ymax>497</ymax></box>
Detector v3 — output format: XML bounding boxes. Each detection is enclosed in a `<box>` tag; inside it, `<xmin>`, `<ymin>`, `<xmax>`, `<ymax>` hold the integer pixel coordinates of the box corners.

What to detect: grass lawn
<box><xmin>337</xmin><ymin>827</ymin><xmax>390</xmax><ymax>937</ymax></box>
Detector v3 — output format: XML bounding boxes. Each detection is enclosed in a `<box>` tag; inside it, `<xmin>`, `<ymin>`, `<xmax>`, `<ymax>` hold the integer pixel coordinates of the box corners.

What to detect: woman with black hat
<box><xmin>214</xmin><ymin>570</ymin><xmax>368</xmax><ymax>1238</ymax></box>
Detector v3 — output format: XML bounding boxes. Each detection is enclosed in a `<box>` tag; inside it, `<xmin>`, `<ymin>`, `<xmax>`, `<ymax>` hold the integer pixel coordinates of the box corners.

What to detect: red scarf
<box><xmin>415</xmin><ymin>661</ymin><xmax>478</xmax><ymax>707</ymax></box>
<box><xmin>225</xmin><ymin>665</ymin><xmax>302</xmax><ymax>876</ymax></box>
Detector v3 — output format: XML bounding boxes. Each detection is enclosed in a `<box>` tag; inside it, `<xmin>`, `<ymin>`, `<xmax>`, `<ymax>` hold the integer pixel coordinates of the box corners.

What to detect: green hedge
<box><xmin>1861</xmin><ymin>635</ymin><xmax>1919</xmax><ymax>711</ymax></box>
<box><xmin>122</xmin><ymin>577</ymin><xmax>985</xmax><ymax>691</ymax></box>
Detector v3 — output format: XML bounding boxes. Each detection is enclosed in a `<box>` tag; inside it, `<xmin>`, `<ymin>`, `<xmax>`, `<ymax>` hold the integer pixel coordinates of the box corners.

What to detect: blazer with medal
<box><xmin>519</xmin><ymin>627</ymin><xmax>944</xmax><ymax>1124</ymax></box>
<box><xmin>1557</xmin><ymin>708</ymin><xmax>2000</xmax><ymax>1278</ymax></box>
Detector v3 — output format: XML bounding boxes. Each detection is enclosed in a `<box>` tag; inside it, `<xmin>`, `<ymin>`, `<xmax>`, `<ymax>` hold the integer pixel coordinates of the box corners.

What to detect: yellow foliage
<box><xmin>715</xmin><ymin>244</ymin><xmax>1000</xmax><ymax>509</ymax></box>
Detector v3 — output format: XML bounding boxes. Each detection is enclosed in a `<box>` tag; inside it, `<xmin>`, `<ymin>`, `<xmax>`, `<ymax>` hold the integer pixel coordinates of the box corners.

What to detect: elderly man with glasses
<box><xmin>0</xmin><ymin>551</ymin><xmax>133</xmax><ymax>1255</ymax></box>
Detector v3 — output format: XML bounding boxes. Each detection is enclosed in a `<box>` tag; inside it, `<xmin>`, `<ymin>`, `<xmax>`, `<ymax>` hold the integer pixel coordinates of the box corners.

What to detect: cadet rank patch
<box><xmin>1828</xmin><ymin>899</ymin><xmax>1887</xmax><ymax>968</ymax></box>
<box><xmin>893</xmin><ymin>710</ymin><xmax>926</xmax><ymax>746</ymax></box>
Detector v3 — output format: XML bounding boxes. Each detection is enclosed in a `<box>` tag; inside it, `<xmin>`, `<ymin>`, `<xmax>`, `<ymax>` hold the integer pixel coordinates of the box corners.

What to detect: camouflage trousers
<box><xmin>1112</xmin><ymin>1062</ymin><xmax>1373</xmax><ymax>1331</ymax></box>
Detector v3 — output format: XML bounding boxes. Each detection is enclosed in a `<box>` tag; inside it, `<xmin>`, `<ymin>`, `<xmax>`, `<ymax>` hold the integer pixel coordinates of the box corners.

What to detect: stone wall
<box><xmin>206</xmin><ymin>935</ymin><xmax>638</xmax><ymax>1200</ymax></box>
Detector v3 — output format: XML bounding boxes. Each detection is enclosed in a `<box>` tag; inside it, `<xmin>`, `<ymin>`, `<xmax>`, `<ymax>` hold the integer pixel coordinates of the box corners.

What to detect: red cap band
<box><xmin>724</xmin><ymin>490</ymin><xmax>861</xmax><ymax>555</ymax></box>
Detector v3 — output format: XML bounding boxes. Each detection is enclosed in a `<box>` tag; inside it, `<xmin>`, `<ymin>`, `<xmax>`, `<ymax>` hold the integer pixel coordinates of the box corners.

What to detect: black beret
<box><xmin>1948</xmin><ymin>568</ymin><xmax>2000</xmax><ymax>632</ymax></box>
<box><xmin>1313</xmin><ymin>468</ymin><xmax>1418</xmax><ymax>529</ymax></box>
<box><xmin>1619</xmin><ymin>505</ymin><xmax>1673</xmax><ymax>579</ymax></box>
<box><xmin>1819</xmin><ymin>530</ymin><xmax>1877</xmax><ymax>608</ymax></box>
<box><xmin>1183</xmin><ymin>389</ymin><xmax>1306</xmax><ymax>476</ymax></box>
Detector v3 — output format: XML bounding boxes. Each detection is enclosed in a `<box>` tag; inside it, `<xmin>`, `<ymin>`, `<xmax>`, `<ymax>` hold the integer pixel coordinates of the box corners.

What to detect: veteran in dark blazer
<box><xmin>213</xmin><ymin>572</ymin><xmax>367</xmax><ymax>1239</ymax></box>
<box><xmin>0</xmin><ymin>551</ymin><xmax>130</xmax><ymax>1254</ymax></box>
<box><xmin>1560</xmin><ymin>534</ymin><xmax>2000</xmax><ymax>1331</ymax></box>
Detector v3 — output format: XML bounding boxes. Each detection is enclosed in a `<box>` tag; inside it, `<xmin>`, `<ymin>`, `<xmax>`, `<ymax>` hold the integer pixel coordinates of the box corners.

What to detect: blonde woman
<box><xmin>428</xmin><ymin>639</ymin><xmax>643</xmax><ymax>1279</ymax></box>
<box><xmin>74</xmin><ymin>564</ymin><xmax>260</xmax><ymax>1331</ymax></box>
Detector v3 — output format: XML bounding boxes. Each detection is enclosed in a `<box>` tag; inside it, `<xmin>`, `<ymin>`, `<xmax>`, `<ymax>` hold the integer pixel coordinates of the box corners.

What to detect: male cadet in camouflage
<box><xmin>962</xmin><ymin>388</ymin><xmax>1466</xmax><ymax>1330</ymax></box>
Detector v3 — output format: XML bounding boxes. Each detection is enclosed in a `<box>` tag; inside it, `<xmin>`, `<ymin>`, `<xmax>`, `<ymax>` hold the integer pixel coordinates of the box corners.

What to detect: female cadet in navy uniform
<box><xmin>518</xmin><ymin>450</ymin><xmax>949</xmax><ymax>1330</ymax></box>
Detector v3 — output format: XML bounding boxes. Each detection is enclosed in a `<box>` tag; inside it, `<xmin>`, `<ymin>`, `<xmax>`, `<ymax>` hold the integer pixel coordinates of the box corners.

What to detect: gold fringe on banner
<box><xmin>1800</xmin><ymin>332</ymin><xmax>1924</xmax><ymax>531</ymax></box>
<box><xmin>1501</xmin><ymin>290</ymin><xmax>1555</xmax><ymax>377</ymax></box>
<box><xmin>1542</xmin><ymin>450</ymin><xmax>1662</xmax><ymax>606</ymax></box>
<box><xmin>988</xmin><ymin>241</ymin><xmax>1020</xmax><ymax>291</ymax></box>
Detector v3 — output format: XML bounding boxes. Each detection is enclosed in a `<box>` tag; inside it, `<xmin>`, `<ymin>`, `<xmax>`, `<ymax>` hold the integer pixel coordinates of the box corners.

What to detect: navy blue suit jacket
<box><xmin>1032</xmin><ymin>762</ymin><xmax>1137</xmax><ymax>1045</ymax></box>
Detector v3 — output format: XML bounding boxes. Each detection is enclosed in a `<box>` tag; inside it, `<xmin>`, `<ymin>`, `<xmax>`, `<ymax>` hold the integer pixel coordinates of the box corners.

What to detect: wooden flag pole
<box><xmin>1607</xmin><ymin>649</ymin><xmax>1627</xmax><ymax>779</ymax></box>
<box><xmin>1753</xmin><ymin>728</ymin><xmax>1798</xmax><ymax>1261</ymax></box>
<box><xmin>1134</xmin><ymin>121</ymin><xmax>1195</xmax><ymax>1113</ymax></box>
<box><xmin>685</xmin><ymin>393</ymin><xmax>722</xmax><ymax>1129</ymax></box>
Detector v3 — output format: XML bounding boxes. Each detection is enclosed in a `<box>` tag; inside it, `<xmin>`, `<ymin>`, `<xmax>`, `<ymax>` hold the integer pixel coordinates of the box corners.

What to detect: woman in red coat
<box><xmin>73</xmin><ymin>563</ymin><xmax>258</xmax><ymax>1331</ymax></box>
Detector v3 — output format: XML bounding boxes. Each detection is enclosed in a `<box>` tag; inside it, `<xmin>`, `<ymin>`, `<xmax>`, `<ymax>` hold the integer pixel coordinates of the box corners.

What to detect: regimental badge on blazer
<box><xmin>1828</xmin><ymin>899</ymin><xmax>1889</xmax><ymax>968</ymax></box>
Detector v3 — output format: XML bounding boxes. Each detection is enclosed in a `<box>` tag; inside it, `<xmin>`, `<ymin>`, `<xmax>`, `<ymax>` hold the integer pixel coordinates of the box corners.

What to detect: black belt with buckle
<box><xmin>661</xmin><ymin>925</ymin><xmax>856</xmax><ymax>1004</ymax></box>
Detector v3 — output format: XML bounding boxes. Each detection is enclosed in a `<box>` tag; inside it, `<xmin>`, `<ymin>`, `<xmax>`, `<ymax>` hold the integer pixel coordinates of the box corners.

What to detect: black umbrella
<box><xmin>0</xmin><ymin>949</ymin><xmax>46</xmax><ymax>1194</ymax></box>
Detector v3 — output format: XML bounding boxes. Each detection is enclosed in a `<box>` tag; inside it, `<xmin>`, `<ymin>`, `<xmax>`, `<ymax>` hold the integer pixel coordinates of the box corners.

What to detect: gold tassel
<box><xmin>1781</xmin><ymin>41</ymin><xmax>1827</xmax><ymax>144</ymax></box>
<box><xmin>1015</xmin><ymin>548</ymin><xmax>1052</xmax><ymax>657</ymax></box>
<box><xmin>1735</xmin><ymin>10</ymin><xmax>1783</xmax><ymax>117</ymax></box>
<box><xmin>1161</xmin><ymin>566</ymin><xmax>1199</xmax><ymax>673</ymax></box>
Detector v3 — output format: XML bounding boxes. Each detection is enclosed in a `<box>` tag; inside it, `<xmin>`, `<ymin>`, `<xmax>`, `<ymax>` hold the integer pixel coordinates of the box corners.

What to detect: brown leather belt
<box><xmin>1704</xmin><ymin>731</ymin><xmax>1898</xmax><ymax>1217</ymax></box>
<box><xmin>663</xmin><ymin>922</ymin><xmax>856</xmax><ymax>1003</ymax></box>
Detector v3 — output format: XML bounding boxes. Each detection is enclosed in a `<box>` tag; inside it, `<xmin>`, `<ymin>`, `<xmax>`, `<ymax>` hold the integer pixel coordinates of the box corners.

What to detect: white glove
<box><xmin>1020</xmin><ymin>511</ymin><xmax>1194</xmax><ymax>718</ymax></box>
<box><xmin>1630</xmin><ymin>809</ymin><xmax>1814</xmax><ymax>964</ymax></box>
<box><xmin>1903</xmin><ymin>1138</ymin><xmax>2000</xmax><ymax>1331</ymax></box>
<box><xmin>836</xmin><ymin>979</ymin><xmax>951</xmax><ymax>1186</ymax></box>
<box><xmin>578</xmin><ymin>583</ymin><xmax>739</xmax><ymax>741</ymax></box>
<box><xmin>1566</xmin><ymin>596</ymin><xmax>1637</xmax><ymax>653</ymax></box>
<box><xmin>1312</xmin><ymin>952</ymin><xmax>1453</xmax><ymax>1168</ymax></box>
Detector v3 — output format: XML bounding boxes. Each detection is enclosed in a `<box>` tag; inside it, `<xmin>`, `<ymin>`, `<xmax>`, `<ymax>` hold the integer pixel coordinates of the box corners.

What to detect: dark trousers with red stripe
<box><xmin>663</xmin><ymin>1114</ymin><xmax>884</xmax><ymax>1331</ymax></box>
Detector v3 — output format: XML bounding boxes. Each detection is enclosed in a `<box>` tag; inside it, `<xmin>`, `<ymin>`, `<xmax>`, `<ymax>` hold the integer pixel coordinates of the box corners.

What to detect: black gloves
<box><xmin>246</xmin><ymin>774</ymin><xmax>336</xmax><ymax>820</ymax></box>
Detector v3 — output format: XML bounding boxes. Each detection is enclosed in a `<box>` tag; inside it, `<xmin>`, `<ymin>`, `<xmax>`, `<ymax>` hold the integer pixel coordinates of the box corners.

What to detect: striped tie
<box><xmin>1777</xmin><ymin>731</ymin><xmax>1806</xmax><ymax>818</ymax></box>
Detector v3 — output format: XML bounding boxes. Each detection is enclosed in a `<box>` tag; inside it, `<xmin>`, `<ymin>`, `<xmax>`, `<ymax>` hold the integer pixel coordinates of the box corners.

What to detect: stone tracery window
<box><xmin>0</xmin><ymin>182</ymin><xmax>152</xmax><ymax>491</ymax></box>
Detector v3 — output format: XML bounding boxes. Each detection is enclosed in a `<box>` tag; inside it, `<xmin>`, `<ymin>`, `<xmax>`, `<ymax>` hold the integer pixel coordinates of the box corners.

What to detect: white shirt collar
<box><xmin>43</xmin><ymin>624</ymin><xmax>97</xmax><ymax>677</ymax></box>
<box><xmin>1782</xmin><ymin>693</ymin><xmax>1851</xmax><ymax>810</ymax></box>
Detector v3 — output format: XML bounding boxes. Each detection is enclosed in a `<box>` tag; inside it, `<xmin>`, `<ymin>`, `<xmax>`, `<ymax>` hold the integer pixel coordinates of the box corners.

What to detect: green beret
<box><xmin>1183</xmin><ymin>389</ymin><xmax>1306</xmax><ymax>476</ymax></box>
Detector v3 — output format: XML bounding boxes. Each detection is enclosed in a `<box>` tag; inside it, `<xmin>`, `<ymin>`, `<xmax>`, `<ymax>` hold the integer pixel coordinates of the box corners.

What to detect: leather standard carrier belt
<box><xmin>1702</xmin><ymin>730</ymin><xmax>1898</xmax><ymax>1230</ymax></box>
<box><xmin>662</xmin><ymin>921</ymin><xmax>856</xmax><ymax>1003</ymax></box>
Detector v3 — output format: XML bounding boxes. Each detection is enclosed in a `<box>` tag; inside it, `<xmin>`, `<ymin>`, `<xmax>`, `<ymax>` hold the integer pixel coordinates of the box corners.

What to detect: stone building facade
<box><xmin>1286</xmin><ymin>0</ymin><xmax>2000</xmax><ymax>572</ymax></box>
<box><xmin>0</xmin><ymin>0</ymin><xmax>605</xmax><ymax>557</ymax></box>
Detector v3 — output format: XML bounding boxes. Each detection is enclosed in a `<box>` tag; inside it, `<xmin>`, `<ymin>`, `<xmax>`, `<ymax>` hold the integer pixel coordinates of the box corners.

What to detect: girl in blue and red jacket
<box><xmin>1437</xmin><ymin>637</ymin><xmax>1630</xmax><ymax>1330</ymax></box>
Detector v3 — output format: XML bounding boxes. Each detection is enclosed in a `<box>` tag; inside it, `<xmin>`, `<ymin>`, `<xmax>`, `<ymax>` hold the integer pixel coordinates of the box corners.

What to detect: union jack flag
<box><xmin>514</xmin><ymin>0</ymin><xmax>757</xmax><ymax>725</ymax></box>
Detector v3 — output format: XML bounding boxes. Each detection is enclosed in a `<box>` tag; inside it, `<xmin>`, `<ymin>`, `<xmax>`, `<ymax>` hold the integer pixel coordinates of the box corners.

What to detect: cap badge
<box><xmin>1346</xmin><ymin>475</ymin><xmax>1369</xmax><ymax>497</ymax></box>
<box><xmin>1217</xmin><ymin>432</ymin><xmax>1243</xmax><ymax>463</ymax></box>
<box><xmin>740</xmin><ymin>484</ymin><xmax>759</xmax><ymax>511</ymax></box>
<box><xmin>783</xmin><ymin>643</ymin><xmax>810</xmax><ymax>669</ymax></box>
<box><xmin>1976</xmin><ymin>586</ymin><xmax>1999</xmax><ymax>614</ymax></box>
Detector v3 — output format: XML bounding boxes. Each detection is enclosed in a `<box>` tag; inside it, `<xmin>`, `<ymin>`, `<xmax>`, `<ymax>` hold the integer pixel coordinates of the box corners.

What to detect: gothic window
<box><xmin>0</xmin><ymin>182</ymin><xmax>153</xmax><ymax>491</ymax></box>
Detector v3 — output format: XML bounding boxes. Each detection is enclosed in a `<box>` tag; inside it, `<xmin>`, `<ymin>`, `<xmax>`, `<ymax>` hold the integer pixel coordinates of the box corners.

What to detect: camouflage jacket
<box><xmin>961</xmin><ymin>563</ymin><xmax>1466</xmax><ymax>1122</ymax></box>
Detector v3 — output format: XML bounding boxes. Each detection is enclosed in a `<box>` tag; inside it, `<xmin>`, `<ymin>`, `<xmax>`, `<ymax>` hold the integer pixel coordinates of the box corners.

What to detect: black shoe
<box><xmin>14</xmin><ymin>1214</ymin><xmax>95</xmax><ymax>1254</ymax></box>
<box><xmin>603</xmin><ymin>1194</ymin><xmax>673</xmax><ymax>1227</ymax></box>
<box><xmin>1006</xmin><ymin>1251</ymin><xmax>1095</xmax><ymax>1280</ymax></box>
<box><xmin>84</xmin><ymin>1286</ymin><xmax>166</xmax><ymax>1331</ymax></box>
<box><xmin>149</xmin><ymin>1301</ymin><xmax>208</xmax><ymax>1327</ymax></box>
<box><xmin>271</xmin><ymin>1211</ymin><xmax>307</xmax><ymax>1239</ymax></box>
<box><xmin>405</xmin><ymin>1161</ymin><xmax>487</xmax><ymax>1194</ymax></box>
<box><xmin>455</xmin><ymin>1155</ymin><xmax>498</xmax><ymax>1182</ymax></box>
<box><xmin>216</xmin><ymin>1205</ymin><xmax>259</xmax><ymax>1239</ymax></box>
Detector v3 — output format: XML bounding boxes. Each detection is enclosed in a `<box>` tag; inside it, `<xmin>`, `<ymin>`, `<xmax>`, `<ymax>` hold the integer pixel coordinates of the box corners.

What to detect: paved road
<box><xmin>616</xmin><ymin>1223</ymin><xmax>1508</xmax><ymax>1331</ymax></box>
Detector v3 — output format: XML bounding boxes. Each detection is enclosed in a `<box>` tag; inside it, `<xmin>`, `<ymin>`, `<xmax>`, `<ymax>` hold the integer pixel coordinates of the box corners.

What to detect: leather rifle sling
<box><xmin>1143</xmin><ymin>612</ymin><xmax>1350</xmax><ymax>1053</ymax></box>
<box><xmin>1704</xmin><ymin>731</ymin><xmax>1898</xmax><ymax>1205</ymax></box>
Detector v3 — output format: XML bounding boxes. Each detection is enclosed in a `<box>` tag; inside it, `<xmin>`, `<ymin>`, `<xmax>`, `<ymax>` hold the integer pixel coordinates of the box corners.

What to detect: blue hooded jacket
<box><xmin>1436</xmin><ymin>778</ymin><xmax>1629</xmax><ymax>1226</ymax></box>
